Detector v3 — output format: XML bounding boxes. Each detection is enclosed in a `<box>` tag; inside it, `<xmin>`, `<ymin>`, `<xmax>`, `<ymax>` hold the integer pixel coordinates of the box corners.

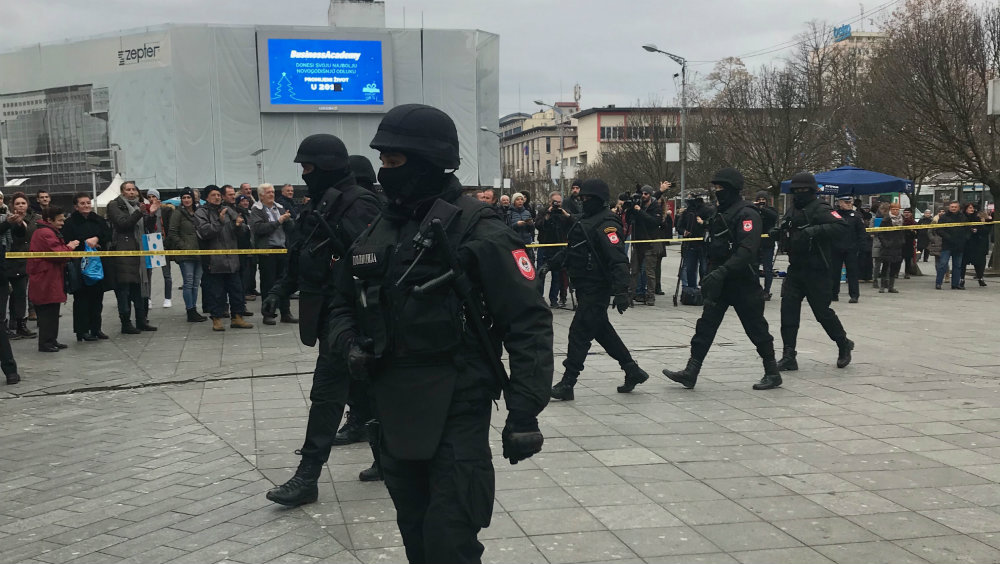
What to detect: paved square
<box><xmin>2</xmin><ymin>256</ymin><xmax>1000</xmax><ymax>563</ymax></box>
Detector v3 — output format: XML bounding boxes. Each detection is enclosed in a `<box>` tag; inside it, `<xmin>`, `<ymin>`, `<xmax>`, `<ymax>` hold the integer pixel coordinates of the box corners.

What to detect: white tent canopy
<box><xmin>94</xmin><ymin>173</ymin><xmax>124</xmax><ymax>208</ymax></box>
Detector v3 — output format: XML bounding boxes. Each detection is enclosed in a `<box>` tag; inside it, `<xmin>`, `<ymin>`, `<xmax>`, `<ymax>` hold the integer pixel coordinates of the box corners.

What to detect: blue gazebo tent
<box><xmin>780</xmin><ymin>166</ymin><xmax>914</xmax><ymax>196</ymax></box>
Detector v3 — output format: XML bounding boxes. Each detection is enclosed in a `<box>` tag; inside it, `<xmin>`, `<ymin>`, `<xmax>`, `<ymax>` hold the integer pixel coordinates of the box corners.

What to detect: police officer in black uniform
<box><xmin>830</xmin><ymin>195</ymin><xmax>866</xmax><ymax>303</ymax></box>
<box><xmin>327</xmin><ymin>104</ymin><xmax>553</xmax><ymax>564</ymax></box>
<box><xmin>332</xmin><ymin>154</ymin><xmax>386</xmax><ymax>484</ymax></box>
<box><xmin>663</xmin><ymin>168</ymin><xmax>782</xmax><ymax>390</ymax></box>
<box><xmin>773</xmin><ymin>172</ymin><xmax>855</xmax><ymax>372</ymax></box>
<box><xmin>549</xmin><ymin>179</ymin><xmax>650</xmax><ymax>400</ymax></box>
<box><xmin>263</xmin><ymin>134</ymin><xmax>382</xmax><ymax>507</ymax></box>
<box><xmin>753</xmin><ymin>191</ymin><xmax>779</xmax><ymax>300</ymax></box>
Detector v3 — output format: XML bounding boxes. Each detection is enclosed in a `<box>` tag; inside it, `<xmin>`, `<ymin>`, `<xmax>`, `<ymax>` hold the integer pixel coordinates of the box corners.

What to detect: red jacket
<box><xmin>27</xmin><ymin>221</ymin><xmax>72</xmax><ymax>305</ymax></box>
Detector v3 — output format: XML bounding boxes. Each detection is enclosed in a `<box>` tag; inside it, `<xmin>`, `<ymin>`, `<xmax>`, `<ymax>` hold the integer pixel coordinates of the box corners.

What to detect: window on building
<box><xmin>546</xmin><ymin>137</ymin><xmax>551</xmax><ymax>153</ymax></box>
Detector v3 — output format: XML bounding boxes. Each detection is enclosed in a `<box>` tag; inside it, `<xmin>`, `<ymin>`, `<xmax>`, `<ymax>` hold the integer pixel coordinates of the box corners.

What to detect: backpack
<box><xmin>680</xmin><ymin>286</ymin><xmax>703</xmax><ymax>306</ymax></box>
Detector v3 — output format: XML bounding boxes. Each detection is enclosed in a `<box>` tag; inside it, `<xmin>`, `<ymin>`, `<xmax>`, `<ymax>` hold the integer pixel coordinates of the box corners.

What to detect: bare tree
<box><xmin>868</xmin><ymin>0</ymin><xmax>1000</xmax><ymax>265</ymax></box>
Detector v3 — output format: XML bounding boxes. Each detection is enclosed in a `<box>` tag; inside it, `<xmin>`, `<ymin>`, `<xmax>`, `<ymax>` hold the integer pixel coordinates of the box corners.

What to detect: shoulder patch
<box><xmin>607</xmin><ymin>232</ymin><xmax>620</xmax><ymax>244</ymax></box>
<box><xmin>831</xmin><ymin>211</ymin><xmax>842</xmax><ymax>219</ymax></box>
<box><xmin>512</xmin><ymin>249</ymin><xmax>535</xmax><ymax>280</ymax></box>
<box><xmin>604</xmin><ymin>226</ymin><xmax>617</xmax><ymax>234</ymax></box>
<box><xmin>742</xmin><ymin>219</ymin><xmax>754</xmax><ymax>232</ymax></box>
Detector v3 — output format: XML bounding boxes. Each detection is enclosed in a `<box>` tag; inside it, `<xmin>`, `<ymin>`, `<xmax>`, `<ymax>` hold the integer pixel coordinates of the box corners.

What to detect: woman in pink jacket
<box><xmin>27</xmin><ymin>206</ymin><xmax>79</xmax><ymax>352</ymax></box>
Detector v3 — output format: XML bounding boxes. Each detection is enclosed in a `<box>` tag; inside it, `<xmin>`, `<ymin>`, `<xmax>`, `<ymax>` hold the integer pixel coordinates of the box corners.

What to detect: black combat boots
<box><xmin>266</xmin><ymin>457</ymin><xmax>323</xmax><ymax>507</ymax></box>
<box><xmin>550</xmin><ymin>373</ymin><xmax>578</xmax><ymax>401</ymax></box>
<box><xmin>617</xmin><ymin>362</ymin><xmax>649</xmax><ymax>393</ymax></box>
<box><xmin>662</xmin><ymin>357</ymin><xmax>701</xmax><ymax>389</ymax></box>
<box><xmin>776</xmin><ymin>347</ymin><xmax>798</xmax><ymax>371</ymax></box>
<box><xmin>332</xmin><ymin>410</ymin><xmax>368</xmax><ymax>446</ymax></box>
<box><xmin>753</xmin><ymin>356</ymin><xmax>782</xmax><ymax>390</ymax></box>
<box><xmin>836</xmin><ymin>338</ymin><xmax>855</xmax><ymax>368</ymax></box>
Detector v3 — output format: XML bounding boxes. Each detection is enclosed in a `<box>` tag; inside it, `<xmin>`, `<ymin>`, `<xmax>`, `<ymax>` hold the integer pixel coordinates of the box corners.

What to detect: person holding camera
<box><xmin>536</xmin><ymin>191</ymin><xmax>573</xmax><ymax>307</ymax></box>
<box><xmin>625</xmin><ymin>185</ymin><xmax>663</xmax><ymax>305</ymax></box>
<box><xmin>676</xmin><ymin>189</ymin><xmax>713</xmax><ymax>289</ymax></box>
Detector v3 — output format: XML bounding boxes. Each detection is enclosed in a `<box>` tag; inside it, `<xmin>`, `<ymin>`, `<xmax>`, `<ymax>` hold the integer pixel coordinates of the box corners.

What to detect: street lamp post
<box><xmin>642</xmin><ymin>44</ymin><xmax>687</xmax><ymax>201</ymax></box>
<box><xmin>534</xmin><ymin>100</ymin><xmax>566</xmax><ymax>194</ymax></box>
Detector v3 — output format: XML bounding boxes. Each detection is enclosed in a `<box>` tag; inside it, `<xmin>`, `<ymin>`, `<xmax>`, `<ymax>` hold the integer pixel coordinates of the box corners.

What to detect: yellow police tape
<box><xmin>6</xmin><ymin>221</ymin><xmax>995</xmax><ymax>256</ymax></box>
<box><xmin>6</xmin><ymin>248</ymin><xmax>289</xmax><ymax>259</ymax></box>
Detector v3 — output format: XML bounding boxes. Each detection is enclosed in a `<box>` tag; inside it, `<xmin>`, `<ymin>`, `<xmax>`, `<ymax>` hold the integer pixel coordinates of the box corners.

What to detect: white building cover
<box><xmin>0</xmin><ymin>24</ymin><xmax>500</xmax><ymax>190</ymax></box>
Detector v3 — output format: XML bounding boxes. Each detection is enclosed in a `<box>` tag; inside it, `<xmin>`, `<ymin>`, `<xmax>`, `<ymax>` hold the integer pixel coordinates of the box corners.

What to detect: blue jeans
<box><xmin>203</xmin><ymin>272</ymin><xmax>245</xmax><ymax>319</ymax></box>
<box><xmin>536</xmin><ymin>248</ymin><xmax>567</xmax><ymax>304</ymax></box>
<box><xmin>681</xmin><ymin>245</ymin><xmax>707</xmax><ymax>288</ymax></box>
<box><xmin>178</xmin><ymin>260</ymin><xmax>203</xmax><ymax>310</ymax></box>
<box><xmin>935</xmin><ymin>249</ymin><xmax>963</xmax><ymax>288</ymax></box>
<box><xmin>759</xmin><ymin>244</ymin><xmax>775</xmax><ymax>293</ymax></box>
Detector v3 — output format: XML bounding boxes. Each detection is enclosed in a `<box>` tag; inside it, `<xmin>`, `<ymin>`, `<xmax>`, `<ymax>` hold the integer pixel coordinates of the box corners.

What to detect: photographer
<box><xmin>536</xmin><ymin>191</ymin><xmax>574</xmax><ymax>307</ymax></box>
<box><xmin>625</xmin><ymin>185</ymin><xmax>663</xmax><ymax>305</ymax></box>
<box><xmin>676</xmin><ymin>189</ymin><xmax>713</xmax><ymax>289</ymax></box>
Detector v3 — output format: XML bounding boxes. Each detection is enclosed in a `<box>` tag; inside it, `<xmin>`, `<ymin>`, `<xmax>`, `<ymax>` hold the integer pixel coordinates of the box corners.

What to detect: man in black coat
<box><xmin>326</xmin><ymin>104</ymin><xmax>553</xmax><ymax>563</ymax></box>
<box><xmin>676</xmin><ymin>190</ymin><xmax>713</xmax><ymax>288</ymax></box>
<box><xmin>753</xmin><ymin>191</ymin><xmax>780</xmax><ymax>300</ymax></box>
<box><xmin>664</xmin><ymin>169</ymin><xmax>781</xmax><ymax>390</ymax></box>
<box><xmin>625</xmin><ymin>185</ymin><xmax>664</xmax><ymax>305</ymax></box>
<box><xmin>535</xmin><ymin>191</ymin><xmax>574</xmax><ymax>307</ymax></box>
<box><xmin>830</xmin><ymin>195</ymin><xmax>866</xmax><ymax>303</ymax></box>
<box><xmin>773</xmin><ymin>173</ymin><xmax>854</xmax><ymax>372</ymax></box>
<box><xmin>61</xmin><ymin>192</ymin><xmax>112</xmax><ymax>341</ymax></box>
<box><xmin>934</xmin><ymin>201</ymin><xmax>970</xmax><ymax>290</ymax></box>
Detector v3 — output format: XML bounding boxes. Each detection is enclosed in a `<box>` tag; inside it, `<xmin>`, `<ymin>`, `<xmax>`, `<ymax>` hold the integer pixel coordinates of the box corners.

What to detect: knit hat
<box><xmin>146</xmin><ymin>188</ymin><xmax>160</xmax><ymax>199</ymax></box>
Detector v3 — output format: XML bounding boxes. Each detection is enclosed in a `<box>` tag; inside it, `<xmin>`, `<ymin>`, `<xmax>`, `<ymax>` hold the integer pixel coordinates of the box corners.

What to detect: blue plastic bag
<box><xmin>81</xmin><ymin>243</ymin><xmax>104</xmax><ymax>285</ymax></box>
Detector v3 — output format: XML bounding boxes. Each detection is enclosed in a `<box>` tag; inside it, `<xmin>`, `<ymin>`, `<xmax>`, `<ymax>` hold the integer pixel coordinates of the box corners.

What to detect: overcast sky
<box><xmin>0</xmin><ymin>0</ymin><xmax>896</xmax><ymax>116</ymax></box>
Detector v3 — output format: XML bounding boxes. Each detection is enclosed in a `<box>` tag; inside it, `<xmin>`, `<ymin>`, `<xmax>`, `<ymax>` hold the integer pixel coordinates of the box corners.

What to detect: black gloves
<box><xmin>700</xmin><ymin>265</ymin><xmax>728</xmax><ymax>308</ymax></box>
<box><xmin>345</xmin><ymin>334</ymin><xmax>376</xmax><ymax>381</ymax></box>
<box><xmin>502</xmin><ymin>410</ymin><xmax>544</xmax><ymax>465</ymax></box>
<box><xmin>613</xmin><ymin>293</ymin><xmax>630</xmax><ymax>315</ymax></box>
<box><xmin>261</xmin><ymin>293</ymin><xmax>279</xmax><ymax>317</ymax></box>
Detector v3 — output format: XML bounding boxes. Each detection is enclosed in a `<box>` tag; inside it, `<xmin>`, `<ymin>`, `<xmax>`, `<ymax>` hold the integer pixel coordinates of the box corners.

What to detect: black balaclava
<box><xmin>582</xmin><ymin>197</ymin><xmax>607</xmax><ymax>217</ymax></box>
<box><xmin>715</xmin><ymin>187</ymin><xmax>741</xmax><ymax>210</ymax></box>
<box><xmin>378</xmin><ymin>153</ymin><xmax>451</xmax><ymax>217</ymax></box>
<box><xmin>302</xmin><ymin>166</ymin><xmax>350</xmax><ymax>201</ymax></box>
<box><xmin>792</xmin><ymin>189</ymin><xmax>816</xmax><ymax>209</ymax></box>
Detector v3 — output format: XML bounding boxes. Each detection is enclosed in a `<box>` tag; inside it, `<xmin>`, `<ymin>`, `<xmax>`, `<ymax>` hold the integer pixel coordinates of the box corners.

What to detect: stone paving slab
<box><xmin>3</xmin><ymin>255</ymin><xmax>1000</xmax><ymax>563</ymax></box>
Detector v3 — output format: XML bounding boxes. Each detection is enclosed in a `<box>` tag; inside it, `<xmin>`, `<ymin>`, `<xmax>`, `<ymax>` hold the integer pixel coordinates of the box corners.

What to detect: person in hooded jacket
<box><xmin>773</xmin><ymin>172</ymin><xmax>854</xmax><ymax>372</ymax></box>
<box><xmin>549</xmin><ymin>179</ymin><xmax>650</xmax><ymax>400</ymax></box>
<box><xmin>663</xmin><ymin>169</ymin><xmax>781</xmax><ymax>390</ymax></box>
<box><xmin>263</xmin><ymin>135</ymin><xmax>383</xmax><ymax>507</ymax></box>
<box><xmin>325</xmin><ymin>104</ymin><xmax>553</xmax><ymax>564</ymax></box>
<box><xmin>61</xmin><ymin>192</ymin><xmax>112</xmax><ymax>341</ymax></box>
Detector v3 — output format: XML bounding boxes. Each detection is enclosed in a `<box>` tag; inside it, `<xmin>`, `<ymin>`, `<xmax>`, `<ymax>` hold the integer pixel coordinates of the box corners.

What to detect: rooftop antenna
<box><xmin>573</xmin><ymin>83</ymin><xmax>581</xmax><ymax>105</ymax></box>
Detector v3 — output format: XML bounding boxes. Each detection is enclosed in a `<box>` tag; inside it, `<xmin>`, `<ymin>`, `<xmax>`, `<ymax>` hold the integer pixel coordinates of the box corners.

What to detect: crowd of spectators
<box><xmin>0</xmin><ymin>181</ymin><xmax>304</xmax><ymax>366</ymax></box>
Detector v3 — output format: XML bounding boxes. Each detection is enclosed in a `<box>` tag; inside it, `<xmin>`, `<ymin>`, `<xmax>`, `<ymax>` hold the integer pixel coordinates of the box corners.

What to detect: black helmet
<box><xmin>788</xmin><ymin>172</ymin><xmax>818</xmax><ymax>192</ymax></box>
<box><xmin>370</xmin><ymin>104</ymin><xmax>460</xmax><ymax>169</ymax></box>
<box><xmin>294</xmin><ymin>134</ymin><xmax>350</xmax><ymax>171</ymax></box>
<box><xmin>580</xmin><ymin>179</ymin><xmax>610</xmax><ymax>203</ymax></box>
<box><xmin>711</xmin><ymin>167</ymin><xmax>745</xmax><ymax>192</ymax></box>
<box><xmin>348</xmin><ymin>155</ymin><xmax>377</xmax><ymax>188</ymax></box>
